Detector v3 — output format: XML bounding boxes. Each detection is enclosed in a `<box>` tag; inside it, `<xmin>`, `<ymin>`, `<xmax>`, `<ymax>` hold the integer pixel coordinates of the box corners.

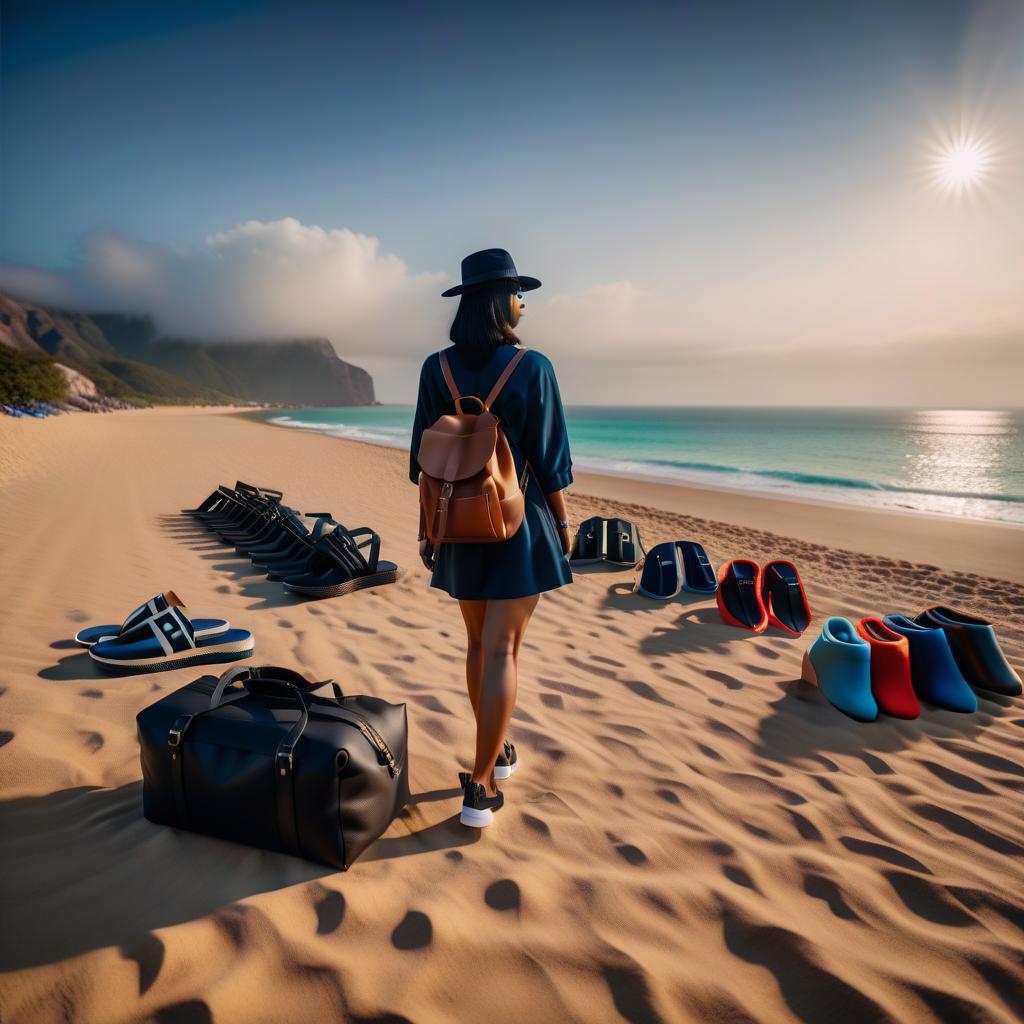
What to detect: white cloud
<box><xmin>0</xmin><ymin>217</ymin><xmax>449</xmax><ymax>361</ymax></box>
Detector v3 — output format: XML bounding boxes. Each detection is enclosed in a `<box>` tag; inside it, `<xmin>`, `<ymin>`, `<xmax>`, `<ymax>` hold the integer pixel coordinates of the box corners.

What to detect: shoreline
<box><xmin>245</xmin><ymin>408</ymin><xmax>1024</xmax><ymax>584</ymax></box>
<box><xmin>253</xmin><ymin>406</ymin><xmax>1024</xmax><ymax>529</ymax></box>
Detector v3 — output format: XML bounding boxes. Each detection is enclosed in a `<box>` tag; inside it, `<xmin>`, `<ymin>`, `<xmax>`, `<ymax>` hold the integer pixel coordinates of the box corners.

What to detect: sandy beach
<box><xmin>1</xmin><ymin>405</ymin><xmax>1022</xmax><ymax>1024</ymax></box>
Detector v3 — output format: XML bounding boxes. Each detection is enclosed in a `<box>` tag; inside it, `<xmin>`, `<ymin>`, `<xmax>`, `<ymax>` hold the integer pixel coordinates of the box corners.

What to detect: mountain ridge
<box><xmin>0</xmin><ymin>292</ymin><xmax>374</xmax><ymax>406</ymax></box>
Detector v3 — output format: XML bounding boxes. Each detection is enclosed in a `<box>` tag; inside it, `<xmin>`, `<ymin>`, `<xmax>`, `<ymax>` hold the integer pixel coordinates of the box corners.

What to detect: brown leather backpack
<box><xmin>417</xmin><ymin>347</ymin><xmax>529</xmax><ymax>547</ymax></box>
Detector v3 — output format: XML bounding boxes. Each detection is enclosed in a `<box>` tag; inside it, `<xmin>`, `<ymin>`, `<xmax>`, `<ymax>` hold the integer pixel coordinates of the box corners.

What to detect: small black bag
<box><xmin>136</xmin><ymin>665</ymin><xmax>410</xmax><ymax>869</ymax></box>
<box><xmin>570</xmin><ymin>516</ymin><xmax>645</xmax><ymax>566</ymax></box>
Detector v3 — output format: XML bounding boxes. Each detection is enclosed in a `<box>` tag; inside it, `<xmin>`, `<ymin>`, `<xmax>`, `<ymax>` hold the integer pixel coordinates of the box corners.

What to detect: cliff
<box><xmin>0</xmin><ymin>293</ymin><xmax>375</xmax><ymax>407</ymax></box>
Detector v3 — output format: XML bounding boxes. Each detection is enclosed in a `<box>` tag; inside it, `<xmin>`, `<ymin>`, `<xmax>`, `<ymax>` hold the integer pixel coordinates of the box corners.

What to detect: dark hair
<box><xmin>448</xmin><ymin>280</ymin><xmax>520</xmax><ymax>369</ymax></box>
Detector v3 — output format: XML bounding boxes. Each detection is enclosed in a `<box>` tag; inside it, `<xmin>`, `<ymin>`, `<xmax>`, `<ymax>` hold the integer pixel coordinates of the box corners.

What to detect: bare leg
<box><xmin>472</xmin><ymin>594</ymin><xmax>540</xmax><ymax>796</ymax></box>
<box><xmin>458</xmin><ymin>599</ymin><xmax>487</xmax><ymax>720</ymax></box>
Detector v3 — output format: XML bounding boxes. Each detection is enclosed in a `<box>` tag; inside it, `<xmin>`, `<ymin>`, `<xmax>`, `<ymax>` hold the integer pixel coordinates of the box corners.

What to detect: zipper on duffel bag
<box><xmin>319</xmin><ymin>702</ymin><xmax>400</xmax><ymax>777</ymax></box>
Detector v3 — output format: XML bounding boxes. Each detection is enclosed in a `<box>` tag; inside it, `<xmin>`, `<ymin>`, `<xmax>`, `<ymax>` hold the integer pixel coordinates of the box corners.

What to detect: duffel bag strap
<box><xmin>208</xmin><ymin>664</ymin><xmax>335</xmax><ymax>708</ymax></box>
<box><xmin>166</xmin><ymin>687</ymin><xmax>250</xmax><ymax>828</ymax></box>
<box><xmin>274</xmin><ymin>697</ymin><xmax>310</xmax><ymax>859</ymax></box>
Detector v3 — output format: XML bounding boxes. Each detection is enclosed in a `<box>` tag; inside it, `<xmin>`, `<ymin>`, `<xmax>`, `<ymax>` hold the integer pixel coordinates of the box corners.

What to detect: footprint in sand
<box><xmin>644</xmin><ymin>889</ymin><xmax>678</xmax><ymax>918</ymax></box>
<box><xmin>520</xmin><ymin>813</ymin><xmax>552</xmax><ymax>840</ymax></box>
<box><xmin>484</xmin><ymin>879</ymin><xmax>520</xmax><ymax>912</ymax></box>
<box><xmin>941</xmin><ymin>743</ymin><xmax>1024</xmax><ymax>779</ymax></box>
<box><xmin>912</xmin><ymin>803</ymin><xmax>1024</xmax><ymax>857</ymax></box>
<box><xmin>859</xmin><ymin>752</ymin><xmax>894</xmax><ymax>776</ymax></box>
<box><xmin>621</xmin><ymin>678</ymin><xmax>673</xmax><ymax>706</ymax></box>
<box><xmin>78</xmin><ymin>730</ymin><xmax>104</xmax><ymax>753</ymax></box>
<box><xmin>511</xmin><ymin>706</ymin><xmax>540</xmax><ymax>725</ymax></box>
<box><xmin>614</xmin><ymin>843</ymin><xmax>647</xmax><ymax>866</ymax></box>
<box><xmin>787</xmin><ymin>810</ymin><xmax>823</xmax><ymax>842</ymax></box>
<box><xmin>391</xmin><ymin>910</ymin><xmax>432</xmax><ymax>950</ymax></box>
<box><xmin>313</xmin><ymin>888</ymin><xmax>346</xmax><ymax>934</ymax></box>
<box><xmin>839</xmin><ymin>836</ymin><xmax>930</xmax><ymax>873</ymax></box>
<box><xmin>601</xmin><ymin>961</ymin><xmax>660</xmax><ymax>1024</ymax></box>
<box><xmin>539</xmin><ymin>678</ymin><xmax>600</xmax><ymax>699</ymax></box>
<box><xmin>802</xmin><ymin>873</ymin><xmax>860</xmax><ymax>921</ymax></box>
<box><xmin>706</xmin><ymin>669</ymin><xmax>743</xmax><ymax>690</ymax></box>
<box><xmin>119</xmin><ymin>932</ymin><xmax>165</xmax><ymax>996</ymax></box>
<box><xmin>883</xmin><ymin>871</ymin><xmax>977</xmax><ymax>928</ymax></box>
<box><xmin>917</xmin><ymin>759</ymin><xmax>994</xmax><ymax>795</ymax></box>
<box><xmin>611</xmin><ymin>723</ymin><xmax>646</xmax><ymax>738</ymax></box>
<box><xmin>720</xmin><ymin>904</ymin><xmax>889</xmax><ymax>1023</ymax></box>
<box><xmin>153</xmin><ymin>1000</ymin><xmax>213</xmax><ymax>1024</ymax></box>
<box><xmin>410</xmin><ymin>694</ymin><xmax>451</xmax><ymax>715</ymax></box>
<box><xmin>723</xmin><ymin>864</ymin><xmax>759</xmax><ymax>891</ymax></box>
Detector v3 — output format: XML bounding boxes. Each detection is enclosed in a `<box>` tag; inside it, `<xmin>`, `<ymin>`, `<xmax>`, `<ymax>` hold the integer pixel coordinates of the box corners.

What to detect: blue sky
<box><xmin>1</xmin><ymin>0</ymin><xmax>1021</xmax><ymax>403</ymax></box>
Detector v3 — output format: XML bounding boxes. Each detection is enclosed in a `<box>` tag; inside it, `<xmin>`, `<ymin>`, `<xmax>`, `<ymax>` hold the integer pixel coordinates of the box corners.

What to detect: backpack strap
<box><xmin>438</xmin><ymin>350</ymin><xmax>460</xmax><ymax>402</ymax></box>
<box><xmin>484</xmin><ymin>348</ymin><xmax>528</xmax><ymax>409</ymax></box>
<box><xmin>437</xmin><ymin>347</ymin><xmax>528</xmax><ymax>410</ymax></box>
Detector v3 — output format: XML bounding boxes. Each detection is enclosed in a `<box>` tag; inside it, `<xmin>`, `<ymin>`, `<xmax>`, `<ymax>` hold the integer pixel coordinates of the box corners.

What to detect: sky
<box><xmin>1</xmin><ymin>0</ymin><xmax>1022</xmax><ymax>405</ymax></box>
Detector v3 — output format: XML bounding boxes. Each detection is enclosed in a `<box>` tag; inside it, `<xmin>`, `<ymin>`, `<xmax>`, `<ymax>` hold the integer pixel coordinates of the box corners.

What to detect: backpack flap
<box><xmin>418</xmin><ymin>412</ymin><xmax>500</xmax><ymax>482</ymax></box>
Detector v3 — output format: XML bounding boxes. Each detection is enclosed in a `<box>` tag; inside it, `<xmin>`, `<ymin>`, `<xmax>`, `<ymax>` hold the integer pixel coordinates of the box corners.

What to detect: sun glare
<box><xmin>925</xmin><ymin>126</ymin><xmax>996</xmax><ymax>197</ymax></box>
<box><xmin>935</xmin><ymin>137</ymin><xmax>991</xmax><ymax>191</ymax></box>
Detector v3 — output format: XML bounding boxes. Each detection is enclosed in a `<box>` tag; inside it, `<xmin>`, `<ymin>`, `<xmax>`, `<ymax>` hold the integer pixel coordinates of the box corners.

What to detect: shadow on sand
<box><xmin>0</xmin><ymin>782</ymin><xmax>476</xmax><ymax>971</ymax></box>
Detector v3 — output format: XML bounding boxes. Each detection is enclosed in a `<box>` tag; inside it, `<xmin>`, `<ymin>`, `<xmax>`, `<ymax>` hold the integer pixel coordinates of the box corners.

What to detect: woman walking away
<box><xmin>410</xmin><ymin>248</ymin><xmax>574</xmax><ymax>828</ymax></box>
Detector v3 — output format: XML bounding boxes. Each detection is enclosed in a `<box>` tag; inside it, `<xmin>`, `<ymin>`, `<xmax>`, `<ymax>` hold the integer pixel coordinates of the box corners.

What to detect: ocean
<box><xmin>261</xmin><ymin>406</ymin><xmax>1024</xmax><ymax>526</ymax></box>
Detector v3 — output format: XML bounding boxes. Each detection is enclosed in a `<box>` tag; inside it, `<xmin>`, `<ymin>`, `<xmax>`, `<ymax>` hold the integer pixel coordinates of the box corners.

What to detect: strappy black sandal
<box><xmin>282</xmin><ymin>527</ymin><xmax>400</xmax><ymax>598</ymax></box>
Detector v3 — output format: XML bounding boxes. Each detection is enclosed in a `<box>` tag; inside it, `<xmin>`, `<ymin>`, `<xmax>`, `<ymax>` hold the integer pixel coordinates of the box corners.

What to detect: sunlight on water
<box><xmin>903</xmin><ymin>410</ymin><xmax>1017</xmax><ymax>517</ymax></box>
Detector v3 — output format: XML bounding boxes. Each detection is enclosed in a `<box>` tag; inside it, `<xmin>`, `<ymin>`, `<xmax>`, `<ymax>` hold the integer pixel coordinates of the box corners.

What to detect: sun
<box><xmin>935</xmin><ymin>137</ymin><xmax>991</xmax><ymax>192</ymax></box>
<box><xmin>926</xmin><ymin>129</ymin><xmax>996</xmax><ymax>196</ymax></box>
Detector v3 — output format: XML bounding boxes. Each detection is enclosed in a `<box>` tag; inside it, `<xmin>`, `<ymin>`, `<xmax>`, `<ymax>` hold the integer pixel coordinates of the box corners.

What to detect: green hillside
<box><xmin>84</xmin><ymin>356</ymin><xmax>236</xmax><ymax>404</ymax></box>
<box><xmin>0</xmin><ymin>346</ymin><xmax>67</xmax><ymax>405</ymax></box>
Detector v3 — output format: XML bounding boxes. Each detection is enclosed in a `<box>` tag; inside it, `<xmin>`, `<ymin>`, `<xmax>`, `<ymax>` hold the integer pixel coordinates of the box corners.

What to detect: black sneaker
<box><xmin>494</xmin><ymin>739</ymin><xmax>520</xmax><ymax>781</ymax></box>
<box><xmin>460</xmin><ymin>779</ymin><xmax>504</xmax><ymax>828</ymax></box>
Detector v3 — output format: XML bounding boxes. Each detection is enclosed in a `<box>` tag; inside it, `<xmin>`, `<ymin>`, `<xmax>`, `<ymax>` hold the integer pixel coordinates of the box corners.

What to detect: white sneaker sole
<box><xmin>493</xmin><ymin>752</ymin><xmax>520</xmax><ymax>781</ymax></box>
<box><xmin>460</xmin><ymin>805</ymin><xmax>495</xmax><ymax>828</ymax></box>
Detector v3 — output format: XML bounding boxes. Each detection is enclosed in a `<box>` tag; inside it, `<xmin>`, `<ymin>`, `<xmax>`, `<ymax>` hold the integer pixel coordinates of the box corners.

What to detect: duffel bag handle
<box><xmin>209</xmin><ymin>665</ymin><xmax>340</xmax><ymax>708</ymax></box>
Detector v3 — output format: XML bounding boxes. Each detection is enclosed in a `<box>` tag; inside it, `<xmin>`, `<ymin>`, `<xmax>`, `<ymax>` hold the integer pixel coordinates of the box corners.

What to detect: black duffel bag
<box><xmin>136</xmin><ymin>665</ymin><xmax>410</xmax><ymax>869</ymax></box>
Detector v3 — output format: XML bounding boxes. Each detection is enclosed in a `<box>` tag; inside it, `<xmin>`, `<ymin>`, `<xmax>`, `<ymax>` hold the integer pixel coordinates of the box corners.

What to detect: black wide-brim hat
<box><xmin>441</xmin><ymin>248</ymin><xmax>541</xmax><ymax>297</ymax></box>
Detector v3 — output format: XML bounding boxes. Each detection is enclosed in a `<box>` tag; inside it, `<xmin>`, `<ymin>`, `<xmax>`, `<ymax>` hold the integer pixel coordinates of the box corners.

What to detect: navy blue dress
<box><xmin>409</xmin><ymin>345</ymin><xmax>574</xmax><ymax>601</ymax></box>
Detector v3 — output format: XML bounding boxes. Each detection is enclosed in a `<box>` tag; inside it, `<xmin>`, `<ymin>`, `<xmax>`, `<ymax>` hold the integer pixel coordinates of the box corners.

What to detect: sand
<box><xmin>1</xmin><ymin>406</ymin><xmax>1022</xmax><ymax>1024</ymax></box>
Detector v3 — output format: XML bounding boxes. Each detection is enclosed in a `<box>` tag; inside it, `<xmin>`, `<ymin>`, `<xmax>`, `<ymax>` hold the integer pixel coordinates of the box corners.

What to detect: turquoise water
<box><xmin>262</xmin><ymin>406</ymin><xmax>1024</xmax><ymax>525</ymax></box>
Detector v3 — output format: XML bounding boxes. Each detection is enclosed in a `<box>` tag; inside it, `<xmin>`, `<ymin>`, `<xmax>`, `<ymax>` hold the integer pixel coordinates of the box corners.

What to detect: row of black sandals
<box><xmin>184</xmin><ymin>481</ymin><xmax>400</xmax><ymax>598</ymax></box>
